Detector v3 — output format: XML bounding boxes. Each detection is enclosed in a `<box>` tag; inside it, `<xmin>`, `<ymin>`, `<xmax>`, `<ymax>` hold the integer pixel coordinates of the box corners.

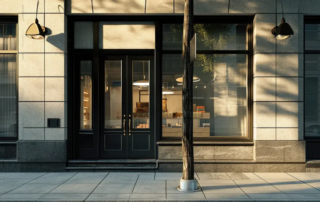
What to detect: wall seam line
<box><xmin>275</xmin><ymin>0</ymin><xmax>278</xmax><ymax>141</ymax></box>
<box><xmin>44</xmin><ymin>0</ymin><xmax>46</xmax><ymax>141</ymax></box>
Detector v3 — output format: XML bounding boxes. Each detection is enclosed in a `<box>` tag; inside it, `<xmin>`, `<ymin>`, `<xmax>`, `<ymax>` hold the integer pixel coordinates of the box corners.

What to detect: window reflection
<box><xmin>162</xmin><ymin>54</ymin><xmax>247</xmax><ymax>137</ymax></box>
<box><xmin>162</xmin><ymin>23</ymin><xmax>247</xmax><ymax>51</ymax></box>
<box><xmin>305</xmin><ymin>24</ymin><xmax>320</xmax><ymax>50</ymax></box>
<box><xmin>80</xmin><ymin>61</ymin><xmax>92</xmax><ymax>129</ymax></box>
<box><xmin>305</xmin><ymin>54</ymin><xmax>320</xmax><ymax>137</ymax></box>
<box><xmin>0</xmin><ymin>54</ymin><xmax>17</xmax><ymax>137</ymax></box>
<box><xmin>0</xmin><ymin>24</ymin><xmax>17</xmax><ymax>50</ymax></box>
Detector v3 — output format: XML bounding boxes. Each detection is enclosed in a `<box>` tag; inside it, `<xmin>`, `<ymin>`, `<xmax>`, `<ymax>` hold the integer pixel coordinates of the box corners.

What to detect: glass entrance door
<box><xmin>100</xmin><ymin>55</ymin><xmax>154</xmax><ymax>159</ymax></box>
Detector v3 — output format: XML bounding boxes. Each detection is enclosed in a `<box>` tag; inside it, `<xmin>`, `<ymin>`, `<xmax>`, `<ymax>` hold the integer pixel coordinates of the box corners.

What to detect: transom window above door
<box><xmin>74</xmin><ymin>22</ymin><xmax>155</xmax><ymax>50</ymax></box>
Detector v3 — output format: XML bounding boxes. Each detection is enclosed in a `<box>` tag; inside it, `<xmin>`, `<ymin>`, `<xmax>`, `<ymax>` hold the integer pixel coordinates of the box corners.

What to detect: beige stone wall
<box><xmin>2</xmin><ymin>0</ymin><xmax>320</xmax><ymax>161</ymax></box>
<box><xmin>0</xmin><ymin>0</ymin><xmax>68</xmax><ymax>141</ymax></box>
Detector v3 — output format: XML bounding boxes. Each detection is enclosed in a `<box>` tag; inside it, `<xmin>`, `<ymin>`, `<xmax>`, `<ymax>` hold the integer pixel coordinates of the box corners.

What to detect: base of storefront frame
<box><xmin>0</xmin><ymin>161</ymin><xmax>319</xmax><ymax>172</ymax></box>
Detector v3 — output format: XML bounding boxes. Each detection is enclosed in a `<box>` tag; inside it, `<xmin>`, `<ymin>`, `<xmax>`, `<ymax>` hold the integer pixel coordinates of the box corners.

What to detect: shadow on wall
<box><xmin>69</xmin><ymin>0</ymin><xmax>147</xmax><ymax>14</ymax></box>
<box><xmin>67</xmin><ymin>0</ymin><xmax>276</xmax><ymax>14</ymax></box>
<box><xmin>44</xmin><ymin>27</ymin><xmax>64</xmax><ymax>51</ymax></box>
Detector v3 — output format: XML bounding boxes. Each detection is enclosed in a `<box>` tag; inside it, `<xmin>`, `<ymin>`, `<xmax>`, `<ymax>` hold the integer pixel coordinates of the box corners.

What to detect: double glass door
<box><xmin>77</xmin><ymin>55</ymin><xmax>154</xmax><ymax>159</ymax></box>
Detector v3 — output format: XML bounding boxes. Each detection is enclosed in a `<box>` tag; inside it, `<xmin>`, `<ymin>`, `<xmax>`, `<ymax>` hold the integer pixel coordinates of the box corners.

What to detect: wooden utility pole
<box><xmin>182</xmin><ymin>0</ymin><xmax>194</xmax><ymax>180</ymax></box>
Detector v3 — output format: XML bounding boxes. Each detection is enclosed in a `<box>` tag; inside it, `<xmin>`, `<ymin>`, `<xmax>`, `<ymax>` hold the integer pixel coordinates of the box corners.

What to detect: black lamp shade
<box><xmin>25</xmin><ymin>18</ymin><xmax>46</xmax><ymax>39</ymax></box>
<box><xmin>271</xmin><ymin>18</ymin><xmax>294</xmax><ymax>40</ymax></box>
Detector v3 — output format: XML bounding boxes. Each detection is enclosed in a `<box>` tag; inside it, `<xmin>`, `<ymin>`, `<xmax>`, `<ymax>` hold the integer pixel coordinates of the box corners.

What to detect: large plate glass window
<box><xmin>305</xmin><ymin>22</ymin><xmax>320</xmax><ymax>137</ymax></box>
<box><xmin>162</xmin><ymin>23</ymin><xmax>249</xmax><ymax>138</ymax></box>
<box><xmin>0</xmin><ymin>20</ymin><xmax>17</xmax><ymax>139</ymax></box>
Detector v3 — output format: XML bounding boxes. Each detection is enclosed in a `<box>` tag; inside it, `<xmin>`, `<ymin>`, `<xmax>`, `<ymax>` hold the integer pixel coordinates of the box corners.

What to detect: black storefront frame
<box><xmin>304</xmin><ymin>17</ymin><xmax>320</xmax><ymax>160</ymax></box>
<box><xmin>67</xmin><ymin>15</ymin><xmax>254</xmax><ymax>160</ymax></box>
<box><xmin>0</xmin><ymin>16</ymin><xmax>18</xmax><ymax>141</ymax></box>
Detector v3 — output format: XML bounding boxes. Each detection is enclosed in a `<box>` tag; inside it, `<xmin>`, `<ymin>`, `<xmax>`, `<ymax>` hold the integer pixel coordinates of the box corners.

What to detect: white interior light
<box><xmin>133</xmin><ymin>80</ymin><xmax>149</xmax><ymax>86</ymax></box>
<box><xmin>176</xmin><ymin>76</ymin><xmax>200</xmax><ymax>83</ymax></box>
<box><xmin>162</xmin><ymin>90</ymin><xmax>174</xmax><ymax>94</ymax></box>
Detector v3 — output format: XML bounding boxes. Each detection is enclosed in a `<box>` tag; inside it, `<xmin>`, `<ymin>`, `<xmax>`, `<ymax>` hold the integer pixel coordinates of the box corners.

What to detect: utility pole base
<box><xmin>177</xmin><ymin>178</ymin><xmax>200</xmax><ymax>192</ymax></box>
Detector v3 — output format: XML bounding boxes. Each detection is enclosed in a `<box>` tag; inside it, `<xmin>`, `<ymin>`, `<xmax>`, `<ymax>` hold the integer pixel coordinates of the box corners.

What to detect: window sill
<box><xmin>157</xmin><ymin>140</ymin><xmax>254</xmax><ymax>146</ymax></box>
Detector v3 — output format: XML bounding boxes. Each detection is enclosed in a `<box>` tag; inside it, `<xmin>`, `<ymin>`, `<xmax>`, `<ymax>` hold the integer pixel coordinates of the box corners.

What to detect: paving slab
<box><xmin>205</xmin><ymin>193</ymin><xmax>251</xmax><ymax>200</ymax></box>
<box><xmin>255</xmin><ymin>172</ymin><xmax>297</xmax><ymax>180</ymax></box>
<box><xmin>0</xmin><ymin>172</ymin><xmax>319</xmax><ymax>201</ymax></box>
<box><xmin>39</xmin><ymin>193</ymin><xmax>89</xmax><ymax>201</ymax></box>
<box><xmin>138</xmin><ymin>173</ymin><xmax>155</xmax><ymax>181</ymax></box>
<box><xmin>155</xmin><ymin>172</ymin><xmax>183</xmax><ymax>180</ymax></box>
<box><xmin>49</xmin><ymin>183</ymin><xmax>97</xmax><ymax>194</ymax></box>
<box><xmin>288</xmin><ymin>173</ymin><xmax>320</xmax><ymax>180</ymax></box>
<box><xmin>247</xmin><ymin>193</ymin><xmax>293</xmax><ymax>200</ymax></box>
<box><xmin>64</xmin><ymin>172</ymin><xmax>107</xmax><ymax>184</ymax></box>
<box><xmin>29</xmin><ymin>172</ymin><xmax>76</xmax><ymax>184</ymax></box>
<box><xmin>167</xmin><ymin>193</ymin><xmax>206</xmax><ymax>200</ymax></box>
<box><xmin>199</xmin><ymin>181</ymin><xmax>245</xmax><ymax>194</ymax></box>
<box><xmin>85</xmin><ymin>193</ymin><xmax>130</xmax><ymax>201</ymax></box>
<box><xmin>227</xmin><ymin>173</ymin><xmax>251</xmax><ymax>180</ymax></box>
<box><xmin>266</xmin><ymin>179</ymin><xmax>320</xmax><ymax>194</ymax></box>
<box><xmin>167</xmin><ymin>182</ymin><xmax>184</xmax><ymax>194</ymax></box>
<box><xmin>133</xmin><ymin>181</ymin><xmax>165</xmax><ymax>194</ymax></box>
<box><xmin>0</xmin><ymin>178</ymin><xmax>34</xmax><ymax>185</ymax></box>
<box><xmin>234</xmin><ymin>179</ymin><xmax>282</xmax><ymax>194</ymax></box>
<box><xmin>0</xmin><ymin>193</ymin><xmax>44</xmax><ymax>201</ymax></box>
<box><xmin>0</xmin><ymin>184</ymin><xmax>24</xmax><ymax>194</ymax></box>
<box><xmin>93</xmin><ymin>183</ymin><xmax>135</xmax><ymax>194</ymax></box>
<box><xmin>130</xmin><ymin>193</ymin><xmax>166</xmax><ymax>200</ymax></box>
<box><xmin>101</xmin><ymin>173</ymin><xmax>139</xmax><ymax>184</ymax></box>
<box><xmin>197</xmin><ymin>179</ymin><xmax>235</xmax><ymax>184</ymax></box>
<box><xmin>288</xmin><ymin>173</ymin><xmax>320</xmax><ymax>190</ymax></box>
<box><xmin>0</xmin><ymin>173</ymin><xmax>46</xmax><ymax>179</ymax></box>
<box><xmin>197</xmin><ymin>172</ymin><xmax>231</xmax><ymax>180</ymax></box>
<box><xmin>8</xmin><ymin>183</ymin><xmax>59</xmax><ymax>194</ymax></box>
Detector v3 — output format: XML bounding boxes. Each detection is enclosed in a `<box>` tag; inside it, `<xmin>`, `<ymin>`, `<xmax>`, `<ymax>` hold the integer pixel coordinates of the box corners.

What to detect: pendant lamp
<box><xmin>25</xmin><ymin>0</ymin><xmax>46</xmax><ymax>39</ymax></box>
<box><xmin>271</xmin><ymin>0</ymin><xmax>294</xmax><ymax>40</ymax></box>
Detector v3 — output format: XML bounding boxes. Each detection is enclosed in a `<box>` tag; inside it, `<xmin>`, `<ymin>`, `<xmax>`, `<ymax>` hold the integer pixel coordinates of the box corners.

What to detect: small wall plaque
<box><xmin>48</xmin><ymin>118</ymin><xmax>60</xmax><ymax>128</ymax></box>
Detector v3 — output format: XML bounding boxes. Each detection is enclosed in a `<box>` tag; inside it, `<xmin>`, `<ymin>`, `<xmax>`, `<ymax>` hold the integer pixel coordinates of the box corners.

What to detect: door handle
<box><xmin>128</xmin><ymin>114</ymin><xmax>132</xmax><ymax>136</ymax></box>
<box><xmin>123</xmin><ymin>115</ymin><xmax>126</xmax><ymax>136</ymax></box>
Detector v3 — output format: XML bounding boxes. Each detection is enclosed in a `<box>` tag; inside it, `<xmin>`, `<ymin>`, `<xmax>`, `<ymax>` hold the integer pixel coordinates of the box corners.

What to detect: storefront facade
<box><xmin>0</xmin><ymin>0</ymin><xmax>319</xmax><ymax>172</ymax></box>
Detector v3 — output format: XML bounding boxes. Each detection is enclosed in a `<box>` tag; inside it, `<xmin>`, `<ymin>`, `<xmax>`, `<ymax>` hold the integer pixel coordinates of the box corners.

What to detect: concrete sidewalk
<box><xmin>0</xmin><ymin>172</ymin><xmax>319</xmax><ymax>201</ymax></box>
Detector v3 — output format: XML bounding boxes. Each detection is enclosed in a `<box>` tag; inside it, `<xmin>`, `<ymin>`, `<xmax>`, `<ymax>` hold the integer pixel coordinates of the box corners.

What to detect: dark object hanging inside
<box><xmin>25</xmin><ymin>0</ymin><xmax>46</xmax><ymax>39</ymax></box>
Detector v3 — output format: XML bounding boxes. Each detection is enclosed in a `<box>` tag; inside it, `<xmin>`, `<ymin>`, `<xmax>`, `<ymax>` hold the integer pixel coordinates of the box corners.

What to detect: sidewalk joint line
<box><xmin>37</xmin><ymin>172</ymin><xmax>79</xmax><ymax>200</ymax></box>
<box><xmin>231</xmin><ymin>177</ymin><xmax>251</xmax><ymax>200</ymax></box>
<box><xmin>254</xmin><ymin>173</ymin><xmax>286</xmax><ymax>194</ymax></box>
<box><xmin>165</xmin><ymin>179</ymin><xmax>167</xmax><ymax>199</ymax></box>
<box><xmin>83</xmin><ymin>172</ymin><xmax>110</xmax><ymax>201</ymax></box>
<box><xmin>1</xmin><ymin>172</ymin><xmax>48</xmax><ymax>196</ymax></box>
<box><xmin>287</xmin><ymin>172</ymin><xmax>320</xmax><ymax>191</ymax></box>
<box><xmin>129</xmin><ymin>172</ymin><xmax>140</xmax><ymax>199</ymax></box>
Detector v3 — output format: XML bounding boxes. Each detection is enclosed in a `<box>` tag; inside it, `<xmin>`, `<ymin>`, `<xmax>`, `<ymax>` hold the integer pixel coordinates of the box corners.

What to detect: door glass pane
<box><xmin>105</xmin><ymin>60</ymin><xmax>122</xmax><ymax>129</ymax></box>
<box><xmin>132</xmin><ymin>60</ymin><xmax>150</xmax><ymax>129</ymax></box>
<box><xmin>0</xmin><ymin>54</ymin><xmax>17</xmax><ymax>137</ymax></box>
<box><xmin>80</xmin><ymin>61</ymin><xmax>92</xmax><ymax>129</ymax></box>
